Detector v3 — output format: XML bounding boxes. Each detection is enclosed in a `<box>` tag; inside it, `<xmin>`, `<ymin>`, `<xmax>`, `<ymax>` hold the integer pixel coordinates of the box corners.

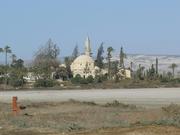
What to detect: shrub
<box><xmin>0</xmin><ymin>77</ymin><xmax>5</xmax><ymax>84</ymax></box>
<box><xmin>86</xmin><ymin>75</ymin><xmax>94</xmax><ymax>83</ymax></box>
<box><xmin>104</xmin><ymin>100</ymin><xmax>137</xmax><ymax>110</ymax></box>
<box><xmin>9</xmin><ymin>78</ymin><xmax>25</xmax><ymax>87</ymax></box>
<box><xmin>71</xmin><ymin>74</ymin><xmax>94</xmax><ymax>84</ymax></box>
<box><xmin>94</xmin><ymin>75</ymin><xmax>107</xmax><ymax>83</ymax></box>
<box><xmin>71</xmin><ymin>74</ymin><xmax>82</xmax><ymax>84</ymax></box>
<box><xmin>34</xmin><ymin>79</ymin><xmax>56</xmax><ymax>87</ymax></box>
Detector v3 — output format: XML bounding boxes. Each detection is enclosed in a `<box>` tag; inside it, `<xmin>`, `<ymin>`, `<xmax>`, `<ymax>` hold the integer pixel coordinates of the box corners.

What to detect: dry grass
<box><xmin>76</xmin><ymin>126</ymin><xmax>180</xmax><ymax>135</ymax></box>
<box><xmin>1</xmin><ymin>100</ymin><xmax>180</xmax><ymax>135</ymax></box>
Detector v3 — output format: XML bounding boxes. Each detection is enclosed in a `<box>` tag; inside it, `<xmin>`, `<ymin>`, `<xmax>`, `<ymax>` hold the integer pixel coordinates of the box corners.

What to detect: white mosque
<box><xmin>70</xmin><ymin>37</ymin><xmax>131</xmax><ymax>79</ymax></box>
<box><xmin>70</xmin><ymin>37</ymin><xmax>100</xmax><ymax>78</ymax></box>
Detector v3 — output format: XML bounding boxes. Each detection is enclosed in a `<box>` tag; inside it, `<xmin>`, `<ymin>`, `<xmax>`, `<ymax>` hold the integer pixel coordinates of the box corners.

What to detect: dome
<box><xmin>70</xmin><ymin>37</ymin><xmax>95</xmax><ymax>78</ymax></box>
<box><xmin>71</xmin><ymin>54</ymin><xmax>95</xmax><ymax>78</ymax></box>
<box><xmin>73</xmin><ymin>55</ymin><xmax>94</xmax><ymax>64</ymax></box>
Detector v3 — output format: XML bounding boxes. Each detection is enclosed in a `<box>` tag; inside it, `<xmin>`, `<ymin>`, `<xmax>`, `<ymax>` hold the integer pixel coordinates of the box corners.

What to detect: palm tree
<box><xmin>107</xmin><ymin>47</ymin><xmax>114</xmax><ymax>79</ymax></box>
<box><xmin>0</xmin><ymin>48</ymin><xmax>3</xmax><ymax>60</ymax></box>
<box><xmin>0</xmin><ymin>46</ymin><xmax>12</xmax><ymax>86</ymax></box>
<box><xmin>169</xmin><ymin>63</ymin><xmax>178</xmax><ymax>78</ymax></box>
<box><xmin>4</xmin><ymin>46</ymin><xmax>12</xmax><ymax>66</ymax></box>
<box><xmin>11</xmin><ymin>54</ymin><xmax>17</xmax><ymax>64</ymax></box>
<box><xmin>0</xmin><ymin>48</ymin><xmax>3</xmax><ymax>52</ymax></box>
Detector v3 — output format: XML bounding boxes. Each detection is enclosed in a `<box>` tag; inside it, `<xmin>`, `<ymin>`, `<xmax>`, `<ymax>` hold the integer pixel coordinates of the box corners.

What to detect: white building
<box><xmin>71</xmin><ymin>37</ymin><xmax>98</xmax><ymax>78</ymax></box>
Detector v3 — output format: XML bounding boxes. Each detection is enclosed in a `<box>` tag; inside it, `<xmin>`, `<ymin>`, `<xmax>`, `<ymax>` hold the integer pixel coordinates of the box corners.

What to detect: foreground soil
<box><xmin>1</xmin><ymin>100</ymin><xmax>180</xmax><ymax>135</ymax></box>
<box><xmin>1</xmin><ymin>126</ymin><xmax>180</xmax><ymax>135</ymax></box>
<box><xmin>77</xmin><ymin>126</ymin><xmax>180</xmax><ymax>135</ymax></box>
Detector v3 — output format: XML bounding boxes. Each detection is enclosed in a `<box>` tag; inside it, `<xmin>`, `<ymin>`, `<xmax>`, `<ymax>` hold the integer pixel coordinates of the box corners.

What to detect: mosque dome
<box><xmin>70</xmin><ymin>37</ymin><xmax>96</xmax><ymax>78</ymax></box>
<box><xmin>72</xmin><ymin>55</ymin><xmax>94</xmax><ymax>66</ymax></box>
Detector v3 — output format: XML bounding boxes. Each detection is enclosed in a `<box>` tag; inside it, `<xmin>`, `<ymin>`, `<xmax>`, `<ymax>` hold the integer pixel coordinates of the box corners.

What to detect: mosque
<box><xmin>70</xmin><ymin>37</ymin><xmax>131</xmax><ymax>79</ymax></box>
<box><xmin>70</xmin><ymin>37</ymin><xmax>99</xmax><ymax>78</ymax></box>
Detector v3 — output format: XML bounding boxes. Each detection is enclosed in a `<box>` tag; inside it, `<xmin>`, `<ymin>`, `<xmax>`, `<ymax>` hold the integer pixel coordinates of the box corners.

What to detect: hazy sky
<box><xmin>0</xmin><ymin>0</ymin><xmax>180</xmax><ymax>59</ymax></box>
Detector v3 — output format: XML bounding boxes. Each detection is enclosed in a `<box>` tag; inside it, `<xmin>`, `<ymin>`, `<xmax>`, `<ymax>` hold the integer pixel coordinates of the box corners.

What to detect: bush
<box><xmin>9</xmin><ymin>78</ymin><xmax>25</xmax><ymax>87</ymax></box>
<box><xmin>104</xmin><ymin>100</ymin><xmax>137</xmax><ymax>110</ymax></box>
<box><xmin>0</xmin><ymin>77</ymin><xmax>5</xmax><ymax>84</ymax></box>
<box><xmin>34</xmin><ymin>79</ymin><xmax>56</xmax><ymax>87</ymax></box>
<box><xmin>86</xmin><ymin>75</ymin><xmax>94</xmax><ymax>83</ymax></box>
<box><xmin>160</xmin><ymin>77</ymin><xmax>170</xmax><ymax>83</ymax></box>
<box><xmin>71</xmin><ymin>74</ymin><xmax>94</xmax><ymax>84</ymax></box>
<box><xmin>71</xmin><ymin>74</ymin><xmax>82</xmax><ymax>84</ymax></box>
<box><xmin>94</xmin><ymin>75</ymin><xmax>107</xmax><ymax>83</ymax></box>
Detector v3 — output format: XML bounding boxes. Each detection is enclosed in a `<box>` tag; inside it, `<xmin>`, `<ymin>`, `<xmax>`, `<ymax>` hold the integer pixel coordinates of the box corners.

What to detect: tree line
<box><xmin>0</xmin><ymin>39</ymin><xmax>179</xmax><ymax>88</ymax></box>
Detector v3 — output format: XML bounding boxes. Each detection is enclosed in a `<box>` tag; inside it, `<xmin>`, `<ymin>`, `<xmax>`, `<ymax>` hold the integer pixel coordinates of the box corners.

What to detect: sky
<box><xmin>0</xmin><ymin>0</ymin><xmax>180</xmax><ymax>60</ymax></box>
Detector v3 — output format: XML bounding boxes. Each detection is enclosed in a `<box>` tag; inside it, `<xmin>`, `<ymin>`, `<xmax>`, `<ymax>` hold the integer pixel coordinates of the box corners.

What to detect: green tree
<box><xmin>4</xmin><ymin>46</ymin><xmax>12</xmax><ymax>66</ymax></box>
<box><xmin>54</xmin><ymin>66</ymin><xmax>68</xmax><ymax>81</ymax></box>
<box><xmin>95</xmin><ymin>42</ymin><xmax>104</xmax><ymax>69</ymax></box>
<box><xmin>9</xmin><ymin>58</ymin><xmax>27</xmax><ymax>87</ymax></box>
<box><xmin>156</xmin><ymin>58</ymin><xmax>159</xmax><ymax>75</ymax></box>
<box><xmin>64</xmin><ymin>56</ymin><xmax>73</xmax><ymax>78</ymax></box>
<box><xmin>11</xmin><ymin>54</ymin><xmax>17</xmax><ymax>65</ymax></box>
<box><xmin>72</xmin><ymin>44</ymin><xmax>79</xmax><ymax>60</ymax></box>
<box><xmin>0</xmin><ymin>48</ymin><xmax>3</xmax><ymax>57</ymax></box>
<box><xmin>84</xmin><ymin>62</ymin><xmax>91</xmax><ymax>75</ymax></box>
<box><xmin>147</xmin><ymin>64</ymin><xmax>156</xmax><ymax>80</ymax></box>
<box><xmin>0</xmin><ymin>46</ymin><xmax>12</xmax><ymax>86</ymax></box>
<box><xmin>107</xmin><ymin>47</ymin><xmax>114</xmax><ymax>79</ymax></box>
<box><xmin>136</xmin><ymin>64</ymin><xmax>145</xmax><ymax>80</ymax></box>
<box><xmin>111</xmin><ymin>61</ymin><xmax>119</xmax><ymax>82</ymax></box>
<box><xmin>11</xmin><ymin>59</ymin><xmax>24</xmax><ymax>68</ymax></box>
<box><xmin>0</xmin><ymin>46</ymin><xmax>12</xmax><ymax>66</ymax></box>
<box><xmin>169</xmin><ymin>63</ymin><xmax>178</xmax><ymax>78</ymax></box>
<box><xmin>167</xmin><ymin>72</ymin><xmax>173</xmax><ymax>80</ymax></box>
<box><xmin>119</xmin><ymin>47</ymin><xmax>126</xmax><ymax>68</ymax></box>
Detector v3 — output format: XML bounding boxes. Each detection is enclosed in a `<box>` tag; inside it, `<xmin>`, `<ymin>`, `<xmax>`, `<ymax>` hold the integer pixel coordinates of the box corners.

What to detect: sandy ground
<box><xmin>1</xmin><ymin>88</ymin><xmax>180</xmax><ymax>107</ymax></box>
<box><xmin>0</xmin><ymin>100</ymin><xmax>180</xmax><ymax>135</ymax></box>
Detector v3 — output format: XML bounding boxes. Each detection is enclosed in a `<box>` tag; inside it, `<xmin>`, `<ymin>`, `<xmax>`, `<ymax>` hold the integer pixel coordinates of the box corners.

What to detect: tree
<box><xmin>95</xmin><ymin>42</ymin><xmax>104</xmax><ymax>69</ymax></box>
<box><xmin>119</xmin><ymin>47</ymin><xmax>126</xmax><ymax>68</ymax></box>
<box><xmin>4</xmin><ymin>46</ymin><xmax>12</xmax><ymax>66</ymax></box>
<box><xmin>166</xmin><ymin>72</ymin><xmax>173</xmax><ymax>80</ymax></box>
<box><xmin>54</xmin><ymin>66</ymin><xmax>68</xmax><ymax>81</ymax></box>
<box><xmin>130</xmin><ymin>62</ymin><xmax>133</xmax><ymax>71</ymax></box>
<box><xmin>84</xmin><ymin>62</ymin><xmax>91</xmax><ymax>75</ymax></box>
<box><xmin>33</xmin><ymin>38</ymin><xmax>60</xmax><ymax>79</ymax></box>
<box><xmin>11</xmin><ymin>54</ymin><xmax>17</xmax><ymax>65</ymax></box>
<box><xmin>9</xmin><ymin>58</ymin><xmax>27</xmax><ymax>87</ymax></box>
<box><xmin>0</xmin><ymin>46</ymin><xmax>12</xmax><ymax>66</ymax></box>
<box><xmin>11</xmin><ymin>59</ymin><xmax>24</xmax><ymax>69</ymax></box>
<box><xmin>0</xmin><ymin>48</ymin><xmax>3</xmax><ymax>65</ymax></box>
<box><xmin>0</xmin><ymin>48</ymin><xmax>3</xmax><ymax>57</ymax></box>
<box><xmin>111</xmin><ymin>61</ymin><xmax>119</xmax><ymax>82</ymax></box>
<box><xmin>156</xmin><ymin>58</ymin><xmax>159</xmax><ymax>75</ymax></box>
<box><xmin>64</xmin><ymin>56</ymin><xmax>73</xmax><ymax>78</ymax></box>
<box><xmin>136</xmin><ymin>64</ymin><xmax>145</xmax><ymax>80</ymax></box>
<box><xmin>107</xmin><ymin>47</ymin><xmax>114</xmax><ymax>79</ymax></box>
<box><xmin>0</xmin><ymin>46</ymin><xmax>12</xmax><ymax>86</ymax></box>
<box><xmin>147</xmin><ymin>64</ymin><xmax>156</xmax><ymax>80</ymax></box>
<box><xmin>169</xmin><ymin>63</ymin><xmax>178</xmax><ymax>78</ymax></box>
<box><xmin>72</xmin><ymin>44</ymin><xmax>79</xmax><ymax>61</ymax></box>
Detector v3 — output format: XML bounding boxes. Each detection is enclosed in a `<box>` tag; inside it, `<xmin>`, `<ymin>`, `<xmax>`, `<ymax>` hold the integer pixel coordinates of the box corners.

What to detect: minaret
<box><xmin>85</xmin><ymin>36</ymin><xmax>91</xmax><ymax>56</ymax></box>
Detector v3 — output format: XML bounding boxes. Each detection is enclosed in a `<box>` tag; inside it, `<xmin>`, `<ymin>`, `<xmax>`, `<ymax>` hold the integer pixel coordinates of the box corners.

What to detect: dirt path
<box><xmin>1</xmin><ymin>88</ymin><xmax>180</xmax><ymax>107</ymax></box>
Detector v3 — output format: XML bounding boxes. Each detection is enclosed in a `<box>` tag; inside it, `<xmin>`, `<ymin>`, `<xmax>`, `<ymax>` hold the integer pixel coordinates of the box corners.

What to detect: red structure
<box><xmin>12</xmin><ymin>96</ymin><xmax>19</xmax><ymax>116</ymax></box>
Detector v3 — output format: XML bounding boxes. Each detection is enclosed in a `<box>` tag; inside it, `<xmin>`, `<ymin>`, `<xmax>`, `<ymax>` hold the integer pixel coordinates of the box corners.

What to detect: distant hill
<box><xmin>112</xmin><ymin>54</ymin><xmax>180</xmax><ymax>74</ymax></box>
